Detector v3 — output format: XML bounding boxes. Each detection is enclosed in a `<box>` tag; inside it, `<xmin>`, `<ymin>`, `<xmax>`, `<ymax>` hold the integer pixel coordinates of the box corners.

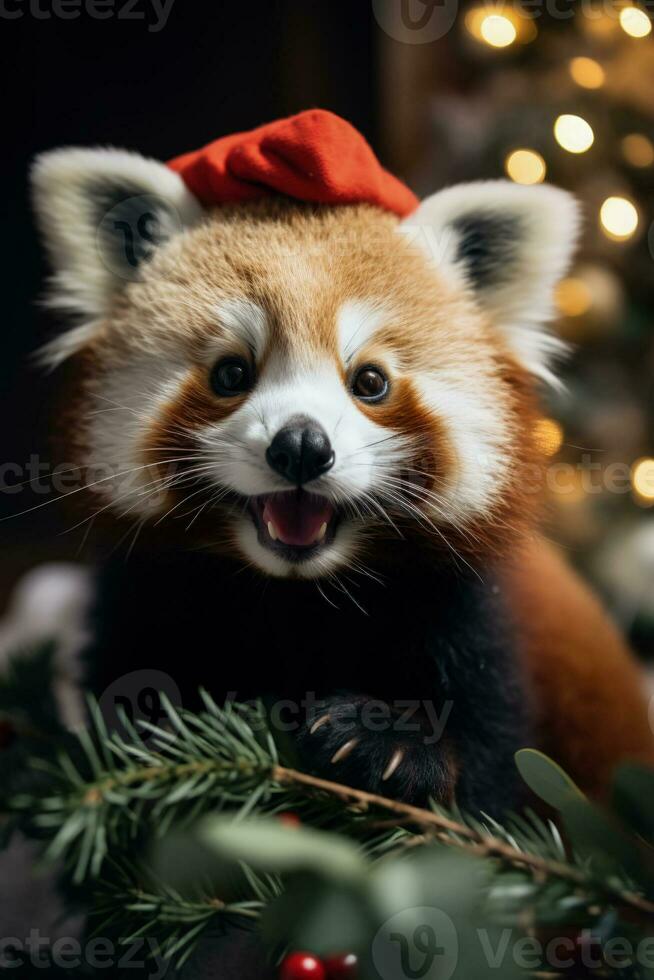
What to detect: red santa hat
<box><xmin>168</xmin><ymin>109</ymin><xmax>419</xmax><ymax>218</ymax></box>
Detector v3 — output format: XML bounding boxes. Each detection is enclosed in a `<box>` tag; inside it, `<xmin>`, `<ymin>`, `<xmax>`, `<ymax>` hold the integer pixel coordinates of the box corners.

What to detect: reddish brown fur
<box><xmin>68</xmin><ymin>202</ymin><xmax>542</xmax><ymax>562</ymax></box>
<box><xmin>503</xmin><ymin>537</ymin><xmax>654</xmax><ymax>797</ymax></box>
<box><xmin>49</xmin><ymin>199</ymin><xmax>653</xmax><ymax>796</ymax></box>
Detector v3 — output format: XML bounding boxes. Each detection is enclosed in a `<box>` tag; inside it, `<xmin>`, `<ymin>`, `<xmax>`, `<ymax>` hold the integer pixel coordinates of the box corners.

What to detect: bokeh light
<box><xmin>554</xmin><ymin>114</ymin><xmax>594</xmax><ymax>153</ymax></box>
<box><xmin>480</xmin><ymin>14</ymin><xmax>517</xmax><ymax>47</ymax></box>
<box><xmin>621</xmin><ymin>133</ymin><xmax>654</xmax><ymax>167</ymax></box>
<box><xmin>555</xmin><ymin>277</ymin><xmax>593</xmax><ymax>317</ymax></box>
<box><xmin>505</xmin><ymin>148</ymin><xmax>546</xmax><ymax>184</ymax></box>
<box><xmin>569</xmin><ymin>56</ymin><xmax>605</xmax><ymax>89</ymax></box>
<box><xmin>599</xmin><ymin>196</ymin><xmax>639</xmax><ymax>241</ymax></box>
<box><xmin>465</xmin><ymin>7</ymin><xmax>536</xmax><ymax>46</ymax></box>
<box><xmin>619</xmin><ymin>6</ymin><xmax>652</xmax><ymax>38</ymax></box>
<box><xmin>632</xmin><ymin>458</ymin><xmax>654</xmax><ymax>504</ymax></box>
<box><xmin>534</xmin><ymin>418</ymin><xmax>564</xmax><ymax>456</ymax></box>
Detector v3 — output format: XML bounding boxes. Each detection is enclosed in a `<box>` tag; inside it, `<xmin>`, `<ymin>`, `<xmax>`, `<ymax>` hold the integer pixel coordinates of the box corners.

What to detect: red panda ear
<box><xmin>399</xmin><ymin>180</ymin><xmax>581</xmax><ymax>385</ymax></box>
<box><xmin>31</xmin><ymin>147</ymin><xmax>203</xmax><ymax>366</ymax></box>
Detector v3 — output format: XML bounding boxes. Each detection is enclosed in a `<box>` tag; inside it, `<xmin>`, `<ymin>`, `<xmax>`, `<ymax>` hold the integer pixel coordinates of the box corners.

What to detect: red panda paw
<box><xmin>299</xmin><ymin>694</ymin><xmax>457</xmax><ymax>807</ymax></box>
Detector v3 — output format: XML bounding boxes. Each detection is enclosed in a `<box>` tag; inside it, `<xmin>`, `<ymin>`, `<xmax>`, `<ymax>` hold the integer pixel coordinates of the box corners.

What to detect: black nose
<box><xmin>266</xmin><ymin>419</ymin><xmax>335</xmax><ymax>485</ymax></box>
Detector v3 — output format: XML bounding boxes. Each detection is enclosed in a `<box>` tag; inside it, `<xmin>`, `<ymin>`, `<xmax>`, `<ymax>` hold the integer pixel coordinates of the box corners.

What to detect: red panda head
<box><xmin>31</xmin><ymin>148</ymin><xmax>579</xmax><ymax>579</ymax></box>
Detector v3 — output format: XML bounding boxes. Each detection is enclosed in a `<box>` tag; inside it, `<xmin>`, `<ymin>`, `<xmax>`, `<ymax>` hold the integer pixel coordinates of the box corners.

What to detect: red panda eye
<box><xmin>210</xmin><ymin>356</ymin><xmax>253</xmax><ymax>397</ymax></box>
<box><xmin>352</xmin><ymin>366</ymin><xmax>388</xmax><ymax>402</ymax></box>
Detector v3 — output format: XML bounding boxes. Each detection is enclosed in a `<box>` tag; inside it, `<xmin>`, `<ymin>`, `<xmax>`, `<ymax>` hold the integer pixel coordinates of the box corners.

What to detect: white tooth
<box><xmin>317</xmin><ymin>522</ymin><xmax>327</xmax><ymax>542</ymax></box>
<box><xmin>267</xmin><ymin>521</ymin><xmax>278</xmax><ymax>541</ymax></box>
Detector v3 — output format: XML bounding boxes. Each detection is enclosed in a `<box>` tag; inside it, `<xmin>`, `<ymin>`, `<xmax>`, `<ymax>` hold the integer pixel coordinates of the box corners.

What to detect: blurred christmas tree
<box><xmin>409</xmin><ymin>0</ymin><xmax>654</xmax><ymax>659</ymax></box>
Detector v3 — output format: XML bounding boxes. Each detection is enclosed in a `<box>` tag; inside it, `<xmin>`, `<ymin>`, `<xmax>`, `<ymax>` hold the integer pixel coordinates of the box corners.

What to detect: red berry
<box><xmin>324</xmin><ymin>951</ymin><xmax>358</xmax><ymax>978</ymax></box>
<box><xmin>279</xmin><ymin>951</ymin><xmax>326</xmax><ymax>980</ymax></box>
<box><xmin>278</xmin><ymin>812</ymin><xmax>302</xmax><ymax>828</ymax></box>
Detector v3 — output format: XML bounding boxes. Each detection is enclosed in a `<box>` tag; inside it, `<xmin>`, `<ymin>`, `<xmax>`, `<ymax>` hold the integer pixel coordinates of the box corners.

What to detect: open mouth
<box><xmin>249</xmin><ymin>489</ymin><xmax>338</xmax><ymax>561</ymax></box>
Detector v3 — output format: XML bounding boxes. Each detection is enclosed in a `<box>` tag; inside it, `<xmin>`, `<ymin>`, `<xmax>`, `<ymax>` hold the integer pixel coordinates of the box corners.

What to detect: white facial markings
<box><xmin>85</xmin><ymin>356</ymin><xmax>192</xmax><ymax>516</ymax></box>
<box><xmin>86</xmin><ymin>291</ymin><xmax>515</xmax><ymax>575</ymax></box>
<box><xmin>84</xmin><ymin>299</ymin><xmax>270</xmax><ymax>520</ymax></box>
<box><xmin>198</xmin><ymin>350</ymin><xmax>398</xmax><ymax>503</ymax></box>
<box><xmin>337</xmin><ymin>298</ymin><xmax>513</xmax><ymax>526</ymax></box>
<box><xmin>414</xmin><ymin>371</ymin><xmax>513</xmax><ymax>523</ymax></box>
<box><xmin>337</xmin><ymin>300</ymin><xmax>389</xmax><ymax>365</ymax></box>
<box><xmin>213</xmin><ymin>298</ymin><xmax>268</xmax><ymax>359</ymax></box>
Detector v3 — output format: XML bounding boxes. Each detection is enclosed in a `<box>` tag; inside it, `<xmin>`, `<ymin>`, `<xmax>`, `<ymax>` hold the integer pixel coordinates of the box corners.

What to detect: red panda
<box><xmin>30</xmin><ymin>117</ymin><xmax>654</xmax><ymax>815</ymax></box>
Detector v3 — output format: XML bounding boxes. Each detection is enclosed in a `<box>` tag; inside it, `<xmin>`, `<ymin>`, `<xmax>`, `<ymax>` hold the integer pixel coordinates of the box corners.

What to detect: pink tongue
<box><xmin>263</xmin><ymin>493</ymin><xmax>334</xmax><ymax>547</ymax></box>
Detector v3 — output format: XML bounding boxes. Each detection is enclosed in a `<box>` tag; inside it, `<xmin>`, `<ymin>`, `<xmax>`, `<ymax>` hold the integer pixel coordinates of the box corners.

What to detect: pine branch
<box><xmin>10</xmin><ymin>694</ymin><xmax>285</xmax><ymax>881</ymax></box>
<box><xmin>6</xmin><ymin>684</ymin><xmax>654</xmax><ymax>969</ymax></box>
<box><xmin>272</xmin><ymin>767</ymin><xmax>654</xmax><ymax>920</ymax></box>
<box><xmin>89</xmin><ymin>858</ymin><xmax>281</xmax><ymax>969</ymax></box>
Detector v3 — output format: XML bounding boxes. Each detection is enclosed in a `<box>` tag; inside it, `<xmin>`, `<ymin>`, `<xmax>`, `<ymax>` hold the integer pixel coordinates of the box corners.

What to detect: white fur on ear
<box><xmin>399</xmin><ymin>180</ymin><xmax>581</xmax><ymax>385</ymax></box>
<box><xmin>31</xmin><ymin>147</ymin><xmax>204</xmax><ymax>365</ymax></box>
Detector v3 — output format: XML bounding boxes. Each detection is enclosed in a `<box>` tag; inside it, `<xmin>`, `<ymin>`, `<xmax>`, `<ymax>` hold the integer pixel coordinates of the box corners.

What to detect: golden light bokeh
<box><xmin>569</xmin><ymin>56</ymin><xmax>605</xmax><ymax>89</ymax></box>
<box><xmin>632</xmin><ymin>458</ymin><xmax>654</xmax><ymax>503</ymax></box>
<box><xmin>555</xmin><ymin>277</ymin><xmax>593</xmax><ymax>317</ymax></box>
<box><xmin>554</xmin><ymin>114</ymin><xmax>594</xmax><ymax>153</ymax></box>
<box><xmin>619</xmin><ymin>5</ymin><xmax>652</xmax><ymax>37</ymax></box>
<box><xmin>534</xmin><ymin>418</ymin><xmax>564</xmax><ymax>456</ymax></box>
<box><xmin>599</xmin><ymin>196</ymin><xmax>639</xmax><ymax>241</ymax></box>
<box><xmin>464</xmin><ymin>7</ymin><xmax>489</xmax><ymax>38</ymax></box>
<box><xmin>465</xmin><ymin>7</ymin><xmax>536</xmax><ymax>46</ymax></box>
<box><xmin>621</xmin><ymin>133</ymin><xmax>654</xmax><ymax>167</ymax></box>
<box><xmin>505</xmin><ymin>148</ymin><xmax>546</xmax><ymax>184</ymax></box>
<box><xmin>480</xmin><ymin>13</ymin><xmax>517</xmax><ymax>47</ymax></box>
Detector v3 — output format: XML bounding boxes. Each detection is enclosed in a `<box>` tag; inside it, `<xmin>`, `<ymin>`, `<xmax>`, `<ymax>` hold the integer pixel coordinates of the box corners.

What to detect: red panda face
<box><xmin>32</xmin><ymin>152</ymin><xmax>579</xmax><ymax>578</ymax></box>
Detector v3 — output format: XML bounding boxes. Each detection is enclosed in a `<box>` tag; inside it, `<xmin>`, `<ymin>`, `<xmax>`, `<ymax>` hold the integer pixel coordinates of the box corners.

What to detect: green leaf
<box><xmin>361</xmin><ymin>851</ymin><xmax>526</xmax><ymax>980</ymax></box>
<box><xmin>369</xmin><ymin>849</ymin><xmax>488</xmax><ymax>924</ymax></box>
<box><xmin>561</xmin><ymin>797</ymin><xmax>654</xmax><ymax>894</ymax></box>
<box><xmin>197</xmin><ymin>816</ymin><xmax>368</xmax><ymax>884</ymax></box>
<box><xmin>612</xmin><ymin>764</ymin><xmax>654</xmax><ymax>844</ymax></box>
<box><xmin>515</xmin><ymin>749</ymin><xmax>584</xmax><ymax>810</ymax></box>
